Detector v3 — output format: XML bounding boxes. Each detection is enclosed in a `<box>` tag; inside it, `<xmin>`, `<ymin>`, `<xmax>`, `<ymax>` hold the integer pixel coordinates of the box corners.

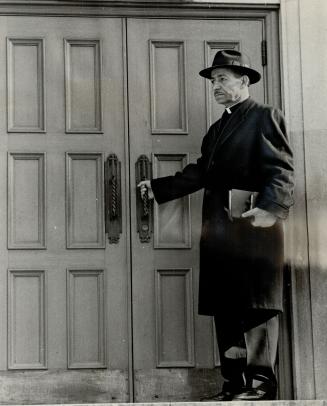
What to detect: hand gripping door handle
<box><xmin>135</xmin><ymin>154</ymin><xmax>153</xmax><ymax>243</ymax></box>
<box><xmin>105</xmin><ymin>153</ymin><xmax>122</xmax><ymax>243</ymax></box>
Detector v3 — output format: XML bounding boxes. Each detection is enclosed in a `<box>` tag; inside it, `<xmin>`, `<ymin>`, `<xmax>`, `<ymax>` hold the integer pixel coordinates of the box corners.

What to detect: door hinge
<box><xmin>261</xmin><ymin>40</ymin><xmax>267</xmax><ymax>66</ymax></box>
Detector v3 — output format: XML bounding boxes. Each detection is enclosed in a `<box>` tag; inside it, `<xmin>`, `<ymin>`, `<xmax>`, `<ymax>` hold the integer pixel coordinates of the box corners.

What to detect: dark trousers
<box><xmin>214</xmin><ymin>312</ymin><xmax>279</xmax><ymax>389</ymax></box>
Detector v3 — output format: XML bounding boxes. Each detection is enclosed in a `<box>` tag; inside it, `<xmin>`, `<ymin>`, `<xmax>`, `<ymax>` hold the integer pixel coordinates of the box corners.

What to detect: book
<box><xmin>228</xmin><ymin>189</ymin><xmax>259</xmax><ymax>219</ymax></box>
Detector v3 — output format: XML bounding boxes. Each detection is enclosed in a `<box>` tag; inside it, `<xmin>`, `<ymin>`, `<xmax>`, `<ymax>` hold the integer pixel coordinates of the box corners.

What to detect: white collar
<box><xmin>225</xmin><ymin>97</ymin><xmax>249</xmax><ymax>114</ymax></box>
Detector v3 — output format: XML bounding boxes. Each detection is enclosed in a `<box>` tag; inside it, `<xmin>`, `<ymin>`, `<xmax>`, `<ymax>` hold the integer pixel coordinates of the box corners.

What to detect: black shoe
<box><xmin>200</xmin><ymin>389</ymin><xmax>235</xmax><ymax>401</ymax></box>
<box><xmin>233</xmin><ymin>382</ymin><xmax>277</xmax><ymax>401</ymax></box>
<box><xmin>200</xmin><ymin>380</ymin><xmax>244</xmax><ymax>402</ymax></box>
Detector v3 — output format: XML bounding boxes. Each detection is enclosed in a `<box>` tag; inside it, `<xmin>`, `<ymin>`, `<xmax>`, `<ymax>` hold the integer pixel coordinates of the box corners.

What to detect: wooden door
<box><xmin>0</xmin><ymin>16</ymin><xmax>130</xmax><ymax>403</ymax></box>
<box><xmin>0</xmin><ymin>13</ymin><xmax>284</xmax><ymax>404</ymax></box>
<box><xmin>127</xmin><ymin>18</ymin><xmax>268</xmax><ymax>402</ymax></box>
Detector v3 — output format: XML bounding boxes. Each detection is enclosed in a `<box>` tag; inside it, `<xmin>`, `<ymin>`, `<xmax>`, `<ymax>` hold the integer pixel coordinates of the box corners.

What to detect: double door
<box><xmin>0</xmin><ymin>15</ymin><xmax>274</xmax><ymax>403</ymax></box>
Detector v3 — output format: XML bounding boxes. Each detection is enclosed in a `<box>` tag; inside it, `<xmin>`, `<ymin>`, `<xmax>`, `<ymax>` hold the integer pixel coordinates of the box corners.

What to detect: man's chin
<box><xmin>214</xmin><ymin>96</ymin><xmax>227</xmax><ymax>104</ymax></box>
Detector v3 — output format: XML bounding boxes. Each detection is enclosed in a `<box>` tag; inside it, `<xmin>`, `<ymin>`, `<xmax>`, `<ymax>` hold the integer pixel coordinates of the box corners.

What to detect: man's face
<box><xmin>210</xmin><ymin>68</ymin><xmax>245</xmax><ymax>106</ymax></box>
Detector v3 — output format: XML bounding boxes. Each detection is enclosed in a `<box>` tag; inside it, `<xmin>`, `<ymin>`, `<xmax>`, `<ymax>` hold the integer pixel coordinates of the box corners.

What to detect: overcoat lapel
<box><xmin>206</xmin><ymin>98</ymin><xmax>257</xmax><ymax>169</ymax></box>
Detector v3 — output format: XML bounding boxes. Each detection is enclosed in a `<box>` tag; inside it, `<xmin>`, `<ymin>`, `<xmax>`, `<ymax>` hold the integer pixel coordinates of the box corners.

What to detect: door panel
<box><xmin>0</xmin><ymin>16</ymin><xmax>129</xmax><ymax>403</ymax></box>
<box><xmin>127</xmin><ymin>18</ymin><xmax>265</xmax><ymax>401</ymax></box>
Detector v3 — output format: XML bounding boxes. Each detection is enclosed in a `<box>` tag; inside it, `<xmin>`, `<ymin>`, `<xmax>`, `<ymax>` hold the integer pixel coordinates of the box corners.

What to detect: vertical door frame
<box><xmin>122</xmin><ymin>18</ymin><xmax>135</xmax><ymax>401</ymax></box>
<box><xmin>0</xmin><ymin>1</ymin><xmax>313</xmax><ymax>401</ymax></box>
<box><xmin>279</xmin><ymin>0</ymin><xmax>315</xmax><ymax>400</ymax></box>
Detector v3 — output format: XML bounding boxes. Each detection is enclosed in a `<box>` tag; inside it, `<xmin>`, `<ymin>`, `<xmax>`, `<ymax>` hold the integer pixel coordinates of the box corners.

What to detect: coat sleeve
<box><xmin>150</xmin><ymin>132</ymin><xmax>211</xmax><ymax>204</ymax></box>
<box><xmin>151</xmin><ymin>161</ymin><xmax>204</xmax><ymax>204</ymax></box>
<box><xmin>255</xmin><ymin>108</ymin><xmax>295</xmax><ymax>219</ymax></box>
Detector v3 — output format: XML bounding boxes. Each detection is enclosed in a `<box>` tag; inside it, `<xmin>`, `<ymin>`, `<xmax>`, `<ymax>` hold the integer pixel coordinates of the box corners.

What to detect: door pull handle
<box><xmin>136</xmin><ymin>154</ymin><xmax>153</xmax><ymax>243</ymax></box>
<box><xmin>105</xmin><ymin>153</ymin><xmax>122</xmax><ymax>243</ymax></box>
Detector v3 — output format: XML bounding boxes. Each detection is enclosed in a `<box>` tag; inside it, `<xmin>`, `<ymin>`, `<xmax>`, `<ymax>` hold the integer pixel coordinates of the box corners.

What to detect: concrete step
<box><xmin>1</xmin><ymin>402</ymin><xmax>323</xmax><ymax>406</ymax></box>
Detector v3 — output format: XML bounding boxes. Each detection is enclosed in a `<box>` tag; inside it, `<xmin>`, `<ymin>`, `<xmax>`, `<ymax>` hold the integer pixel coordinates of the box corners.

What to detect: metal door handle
<box><xmin>105</xmin><ymin>153</ymin><xmax>122</xmax><ymax>243</ymax></box>
<box><xmin>136</xmin><ymin>154</ymin><xmax>153</xmax><ymax>243</ymax></box>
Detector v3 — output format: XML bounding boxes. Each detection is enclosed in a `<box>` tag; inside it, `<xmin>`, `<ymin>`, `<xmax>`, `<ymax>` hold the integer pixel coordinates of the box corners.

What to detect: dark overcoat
<box><xmin>151</xmin><ymin>98</ymin><xmax>294</xmax><ymax>326</ymax></box>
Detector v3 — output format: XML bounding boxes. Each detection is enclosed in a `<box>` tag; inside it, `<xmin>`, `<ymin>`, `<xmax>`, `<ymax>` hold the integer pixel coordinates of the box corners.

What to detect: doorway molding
<box><xmin>279</xmin><ymin>0</ymin><xmax>315</xmax><ymax>400</ymax></box>
<box><xmin>0</xmin><ymin>0</ymin><xmax>280</xmax><ymax>16</ymax></box>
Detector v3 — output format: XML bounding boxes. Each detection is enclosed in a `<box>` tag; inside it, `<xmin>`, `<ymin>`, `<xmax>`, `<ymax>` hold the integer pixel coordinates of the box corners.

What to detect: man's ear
<box><xmin>241</xmin><ymin>75</ymin><xmax>250</xmax><ymax>87</ymax></box>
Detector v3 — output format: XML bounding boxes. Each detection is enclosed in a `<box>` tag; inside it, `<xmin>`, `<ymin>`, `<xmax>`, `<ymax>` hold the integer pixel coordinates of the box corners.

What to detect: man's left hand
<box><xmin>241</xmin><ymin>207</ymin><xmax>277</xmax><ymax>228</ymax></box>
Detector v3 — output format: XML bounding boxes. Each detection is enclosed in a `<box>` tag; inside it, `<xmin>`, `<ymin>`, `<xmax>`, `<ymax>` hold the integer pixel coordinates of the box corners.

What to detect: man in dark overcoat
<box><xmin>139</xmin><ymin>50</ymin><xmax>294</xmax><ymax>401</ymax></box>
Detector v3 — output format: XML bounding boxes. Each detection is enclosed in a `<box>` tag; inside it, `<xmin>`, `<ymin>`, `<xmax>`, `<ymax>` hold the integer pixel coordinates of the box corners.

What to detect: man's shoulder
<box><xmin>247</xmin><ymin>101</ymin><xmax>287</xmax><ymax>128</ymax></box>
<box><xmin>206</xmin><ymin>118</ymin><xmax>221</xmax><ymax>133</ymax></box>
<box><xmin>250</xmin><ymin>100</ymin><xmax>283</xmax><ymax>116</ymax></box>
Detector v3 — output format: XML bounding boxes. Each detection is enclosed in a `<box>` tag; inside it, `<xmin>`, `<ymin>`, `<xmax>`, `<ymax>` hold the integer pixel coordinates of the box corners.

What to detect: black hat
<box><xmin>199</xmin><ymin>49</ymin><xmax>261</xmax><ymax>85</ymax></box>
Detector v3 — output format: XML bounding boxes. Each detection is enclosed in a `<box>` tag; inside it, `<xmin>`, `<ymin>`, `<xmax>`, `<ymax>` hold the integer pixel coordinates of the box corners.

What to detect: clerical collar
<box><xmin>225</xmin><ymin>97</ymin><xmax>249</xmax><ymax>114</ymax></box>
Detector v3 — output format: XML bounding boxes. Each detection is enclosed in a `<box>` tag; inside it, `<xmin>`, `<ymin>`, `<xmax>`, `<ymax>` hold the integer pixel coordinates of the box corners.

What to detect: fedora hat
<box><xmin>199</xmin><ymin>49</ymin><xmax>261</xmax><ymax>85</ymax></box>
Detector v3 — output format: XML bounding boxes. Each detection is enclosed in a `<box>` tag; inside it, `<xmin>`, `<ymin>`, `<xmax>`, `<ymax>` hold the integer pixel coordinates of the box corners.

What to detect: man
<box><xmin>139</xmin><ymin>50</ymin><xmax>294</xmax><ymax>401</ymax></box>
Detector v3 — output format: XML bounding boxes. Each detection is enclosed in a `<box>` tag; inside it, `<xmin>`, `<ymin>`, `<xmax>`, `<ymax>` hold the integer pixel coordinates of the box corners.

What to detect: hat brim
<box><xmin>199</xmin><ymin>64</ymin><xmax>261</xmax><ymax>85</ymax></box>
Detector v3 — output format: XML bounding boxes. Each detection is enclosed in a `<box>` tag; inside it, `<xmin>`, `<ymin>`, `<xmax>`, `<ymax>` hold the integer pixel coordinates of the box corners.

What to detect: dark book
<box><xmin>228</xmin><ymin>189</ymin><xmax>259</xmax><ymax>218</ymax></box>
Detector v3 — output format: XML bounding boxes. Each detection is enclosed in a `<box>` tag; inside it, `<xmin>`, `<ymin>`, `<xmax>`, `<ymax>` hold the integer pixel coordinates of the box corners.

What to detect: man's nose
<box><xmin>212</xmin><ymin>81</ymin><xmax>221</xmax><ymax>90</ymax></box>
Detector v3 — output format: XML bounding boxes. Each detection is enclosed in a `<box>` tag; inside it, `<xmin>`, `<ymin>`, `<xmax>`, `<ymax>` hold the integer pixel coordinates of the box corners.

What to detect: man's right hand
<box><xmin>137</xmin><ymin>180</ymin><xmax>154</xmax><ymax>200</ymax></box>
